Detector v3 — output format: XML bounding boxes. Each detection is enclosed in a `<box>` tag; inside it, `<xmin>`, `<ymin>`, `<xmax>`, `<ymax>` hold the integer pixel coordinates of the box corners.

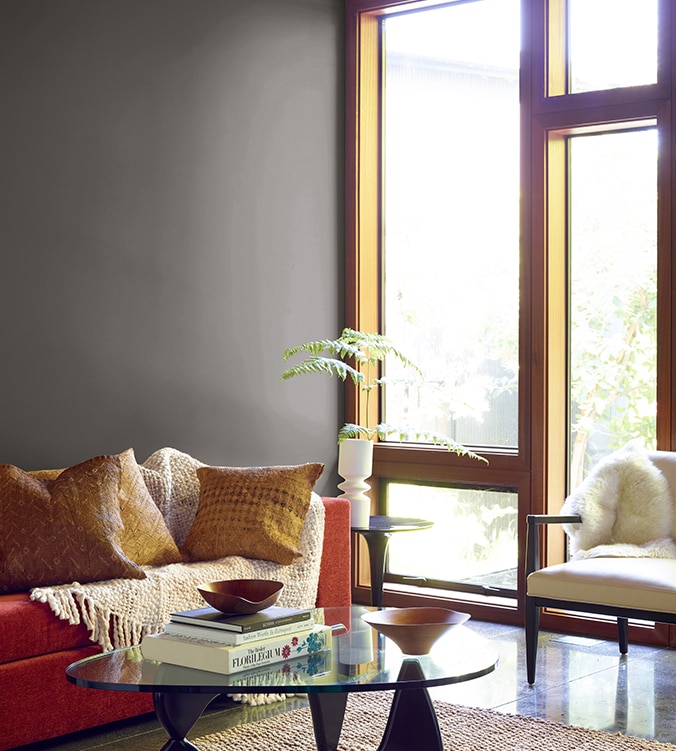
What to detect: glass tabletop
<box><xmin>66</xmin><ymin>606</ymin><xmax>497</xmax><ymax>696</ymax></box>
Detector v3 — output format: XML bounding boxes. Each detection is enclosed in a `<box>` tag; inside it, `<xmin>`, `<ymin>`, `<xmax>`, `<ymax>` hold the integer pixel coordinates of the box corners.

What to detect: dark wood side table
<box><xmin>352</xmin><ymin>516</ymin><xmax>434</xmax><ymax>607</ymax></box>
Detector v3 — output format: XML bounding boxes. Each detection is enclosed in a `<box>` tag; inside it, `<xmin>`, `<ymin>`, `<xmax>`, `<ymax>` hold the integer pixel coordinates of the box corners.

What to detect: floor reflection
<box><xmin>429</xmin><ymin>621</ymin><xmax>676</xmax><ymax>745</ymax></box>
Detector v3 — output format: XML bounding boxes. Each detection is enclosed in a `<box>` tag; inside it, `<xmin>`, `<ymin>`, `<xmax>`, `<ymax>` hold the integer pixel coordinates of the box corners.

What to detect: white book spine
<box><xmin>164</xmin><ymin>618</ymin><xmax>315</xmax><ymax>645</ymax></box>
<box><xmin>141</xmin><ymin>624</ymin><xmax>332</xmax><ymax>675</ymax></box>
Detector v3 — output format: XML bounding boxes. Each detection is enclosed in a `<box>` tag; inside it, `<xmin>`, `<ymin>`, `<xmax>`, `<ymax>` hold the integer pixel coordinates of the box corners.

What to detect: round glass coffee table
<box><xmin>67</xmin><ymin>606</ymin><xmax>497</xmax><ymax>751</ymax></box>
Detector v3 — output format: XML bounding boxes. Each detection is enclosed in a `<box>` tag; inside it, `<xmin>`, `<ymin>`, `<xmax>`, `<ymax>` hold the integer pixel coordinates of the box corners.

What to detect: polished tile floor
<box><xmin>430</xmin><ymin>620</ymin><xmax>676</xmax><ymax>745</ymax></box>
<box><xmin>19</xmin><ymin>620</ymin><xmax>676</xmax><ymax>750</ymax></box>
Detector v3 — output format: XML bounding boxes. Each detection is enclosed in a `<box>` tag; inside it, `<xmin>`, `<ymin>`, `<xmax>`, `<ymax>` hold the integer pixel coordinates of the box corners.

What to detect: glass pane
<box><xmin>569</xmin><ymin>0</ymin><xmax>658</xmax><ymax>93</ymax></box>
<box><xmin>569</xmin><ymin>128</ymin><xmax>657</xmax><ymax>488</ymax></box>
<box><xmin>386</xmin><ymin>482</ymin><xmax>518</xmax><ymax>591</ymax></box>
<box><xmin>382</xmin><ymin>0</ymin><xmax>520</xmax><ymax>449</ymax></box>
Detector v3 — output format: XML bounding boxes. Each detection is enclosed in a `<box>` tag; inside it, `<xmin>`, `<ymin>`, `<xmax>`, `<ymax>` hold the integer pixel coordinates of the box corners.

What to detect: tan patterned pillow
<box><xmin>0</xmin><ymin>455</ymin><xmax>146</xmax><ymax>593</ymax></box>
<box><xmin>29</xmin><ymin>468</ymin><xmax>62</xmax><ymax>480</ymax></box>
<box><xmin>116</xmin><ymin>448</ymin><xmax>183</xmax><ymax>566</ymax></box>
<box><xmin>30</xmin><ymin>449</ymin><xmax>182</xmax><ymax>566</ymax></box>
<box><xmin>182</xmin><ymin>463</ymin><xmax>325</xmax><ymax>565</ymax></box>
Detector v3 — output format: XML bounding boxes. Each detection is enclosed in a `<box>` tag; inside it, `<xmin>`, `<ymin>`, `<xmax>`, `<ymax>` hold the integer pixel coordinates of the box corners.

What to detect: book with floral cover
<box><xmin>140</xmin><ymin>623</ymin><xmax>332</xmax><ymax>674</ymax></box>
<box><xmin>142</xmin><ymin>648</ymin><xmax>335</xmax><ymax>687</ymax></box>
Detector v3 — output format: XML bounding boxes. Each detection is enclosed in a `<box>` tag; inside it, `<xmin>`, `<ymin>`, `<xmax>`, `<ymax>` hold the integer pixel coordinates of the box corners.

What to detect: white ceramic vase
<box><xmin>337</xmin><ymin>438</ymin><xmax>374</xmax><ymax>529</ymax></box>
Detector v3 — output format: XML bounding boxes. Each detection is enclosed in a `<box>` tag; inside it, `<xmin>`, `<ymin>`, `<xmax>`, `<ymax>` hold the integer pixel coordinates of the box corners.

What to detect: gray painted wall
<box><xmin>0</xmin><ymin>0</ymin><xmax>344</xmax><ymax>495</ymax></box>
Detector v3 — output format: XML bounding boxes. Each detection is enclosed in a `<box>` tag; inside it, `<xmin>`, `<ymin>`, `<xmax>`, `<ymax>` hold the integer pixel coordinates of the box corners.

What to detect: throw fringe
<box><xmin>31</xmin><ymin>554</ymin><xmax>321</xmax><ymax>652</ymax></box>
<box><xmin>228</xmin><ymin>693</ymin><xmax>296</xmax><ymax>706</ymax></box>
<box><xmin>30</xmin><ymin>558</ymin><xmax>319</xmax><ymax>707</ymax></box>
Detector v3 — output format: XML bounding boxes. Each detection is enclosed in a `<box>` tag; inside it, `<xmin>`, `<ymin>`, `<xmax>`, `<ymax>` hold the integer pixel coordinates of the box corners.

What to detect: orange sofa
<box><xmin>0</xmin><ymin>496</ymin><xmax>351</xmax><ymax>750</ymax></box>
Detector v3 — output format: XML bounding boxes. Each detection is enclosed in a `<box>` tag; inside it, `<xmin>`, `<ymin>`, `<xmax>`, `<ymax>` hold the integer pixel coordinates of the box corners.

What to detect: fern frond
<box><xmin>338</xmin><ymin>421</ymin><xmax>487</xmax><ymax>463</ymax></box>
<box><xmin>283</xmin><ymin>329</ymin><xmax>422</xmax><ymax>376</ymax></box>
<box><xmin>338</xmin><ymin>424</ymin><xmax>377</xmax><ymax>442</ymax></box>
<box><xmin>339</xmin><ymin>329</ymin><xmax>423</xmax><ymax>376</ymax></box>
<box><xmin>374</xmin><ymin>424</ymin><xmax>488</xmax><ymax>463</ymax></box>
<box><xmin>280</xmin><ymin>357</ymin><xmax>364</xmax><ymax>385</ymax></box>
<box><xmin>282</xmin><ymin>338</ymin><xmax>342</xmax><ymax>360</ymax></box>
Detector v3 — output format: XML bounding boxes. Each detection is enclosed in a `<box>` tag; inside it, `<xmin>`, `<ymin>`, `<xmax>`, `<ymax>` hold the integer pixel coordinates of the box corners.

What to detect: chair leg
<box><xmin>617</xmin><ymin>617</ymin><xmax>629</xmax><ymax>654</ymax></box>
<box><xmin>525</xmin><ymin>595</ymin><xmax>540</xmax><ymax>684</ymax></box>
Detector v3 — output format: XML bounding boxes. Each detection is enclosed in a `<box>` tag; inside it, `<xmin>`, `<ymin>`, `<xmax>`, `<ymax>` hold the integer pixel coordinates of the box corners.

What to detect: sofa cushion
<box><xmin>0</xmin><ymin>593</ymin><xmax>92</xmax><ymax>664</ymax></box>
<box><xmin>0</xmin><ymin>455</ymin><xmax>146</xmax><ymax>593</ymax></box>
<box><xmin>0</xmin><ymin>646</ymin><xmax>153</xmax><ymax>750</ymax></box>
<box><xmin>30</xmin><ymin>449</ymin><xmax>183</xmax><ymax>567</ymax></box>
<box><xmin>182</xmin><ymin>463</ymin><xmax>324</xmax><ymax>565</ymax></box>
<box><xmin>527</xmin><ymin>557</ymin><xmax>676</xmax><ymax>612</ymax></box>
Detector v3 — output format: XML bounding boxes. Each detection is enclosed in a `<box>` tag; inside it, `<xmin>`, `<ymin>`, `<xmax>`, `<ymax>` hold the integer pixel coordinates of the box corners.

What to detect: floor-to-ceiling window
<box><xmin>380</xmin><ymin>0</ymin><xmax>521</xmax><ymax>596</ymax></box>
<box><xmin>346</xmin><ymin>0</ymin><xmax>673</xmax><ymax>638</ymax></box>
<box><xmin>568</xmin><ymin>127</ymin><xmax>657</xmax><ymax>486</ymax></box>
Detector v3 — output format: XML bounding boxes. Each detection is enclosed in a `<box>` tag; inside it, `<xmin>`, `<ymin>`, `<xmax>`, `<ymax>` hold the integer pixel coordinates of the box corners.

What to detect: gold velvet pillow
<box><xmin>30</xmin><ymin>449</ymin><xmax>183</xmax><ymax>567</ymax></box>
<box><xmin>115</xmin><ymin>448</ymin><xmax>183</xmax><ymax>566</ymax></box>
<box><xmin>0</xmin><ymin>455</ymin><xmax>146</xmax><ymax>593</ymax></box>
<box><xmin>182</xmin><ymin>463</ymin><xmax>325</xmax><ymax>565</ymax></box>
<box><xmin>29</xmin><ymin>468</ymin><xmax>62</xmax><ymax>480</ymax></box>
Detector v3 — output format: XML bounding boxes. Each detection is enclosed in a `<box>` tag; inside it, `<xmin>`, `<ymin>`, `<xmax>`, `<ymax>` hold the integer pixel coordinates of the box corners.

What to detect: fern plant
<box><xmin>281</xmin><ymin>328</ymin><xmax>486</xmax><ymax>462</ymax></box>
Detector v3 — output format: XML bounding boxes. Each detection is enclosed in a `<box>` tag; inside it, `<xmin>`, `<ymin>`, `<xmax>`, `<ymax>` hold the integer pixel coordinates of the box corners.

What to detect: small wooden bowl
<box><xmin>197</xmin><ymin>579</ymin><xmax>284</xmax><ymax>614</ymax></box>
<box><xmin>361</xmin><ymin>607</ymin><xmax>470</xmax><ymax>655</ymax></box>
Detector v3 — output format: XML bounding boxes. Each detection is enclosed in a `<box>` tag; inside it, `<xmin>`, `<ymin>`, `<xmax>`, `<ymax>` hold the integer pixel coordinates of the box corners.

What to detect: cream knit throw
<box><xmin>30</xmin><ymin>493</ymin><xmax>325</xmax><ymax>652</ymax></box>
<box><xmin>30</xmin><ymin>449</ymin><xmax>327</xmax><ymax>707</ymax></box>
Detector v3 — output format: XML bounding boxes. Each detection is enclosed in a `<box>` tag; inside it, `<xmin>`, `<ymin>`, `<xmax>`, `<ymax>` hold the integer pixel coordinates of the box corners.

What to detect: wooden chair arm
<box><xmin>527</xmin><ymin>514</ymin><xmax>582</xmax><ymax>526</ymax></box>
<box><xmin>525</xmin><ymin>514</ymin><xmax>582</xmax><ymax>577</ymax></box>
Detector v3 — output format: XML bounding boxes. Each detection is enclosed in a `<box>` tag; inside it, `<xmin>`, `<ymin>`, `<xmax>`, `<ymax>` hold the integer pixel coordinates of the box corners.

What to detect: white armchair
<box><xmin>525</xmin><ymin>444</ymin><xmax>676</xmax><ymax>684</ymax></box>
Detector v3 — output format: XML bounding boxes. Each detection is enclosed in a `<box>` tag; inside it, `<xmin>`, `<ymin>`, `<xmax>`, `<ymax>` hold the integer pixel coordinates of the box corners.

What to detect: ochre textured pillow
<box><xmin>0</xmin><ymin>455</ymin><xmax>146</xmax><ymax>593</ymax></box>
<box><xmin>29</xmin><ymin>449</ymin><xmax>183</xmax><ymax>566</ymax></box>
<box><xmin>182</xmin><ymin>463</ymin><xmax>325</xmax><ymax>565</ymax></box>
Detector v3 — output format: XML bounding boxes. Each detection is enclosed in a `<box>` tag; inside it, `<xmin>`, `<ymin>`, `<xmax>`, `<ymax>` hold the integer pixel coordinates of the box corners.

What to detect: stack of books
<box><xmin>140</xmin><ymin>605</ymin><xmax>332</xmax><ymax>675</ymax></box>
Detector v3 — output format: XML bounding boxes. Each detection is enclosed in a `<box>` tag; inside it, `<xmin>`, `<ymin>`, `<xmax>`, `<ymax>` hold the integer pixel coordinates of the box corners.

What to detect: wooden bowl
<box><xmin>197</xmin><ymin>579</ymin><xmax>284</xmax><ymax>614</ymax></box>
<box><xmin>361</xmin><ymin>607</ymin><xmax>470</xmax><ymax>655</ymax></box>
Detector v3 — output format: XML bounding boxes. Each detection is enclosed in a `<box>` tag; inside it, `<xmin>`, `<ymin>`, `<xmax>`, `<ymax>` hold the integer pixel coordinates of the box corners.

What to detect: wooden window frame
<box><xmin>346</xmin><ymin>0</ymin><xmax>676</xmax><ymax>642</ymax></box>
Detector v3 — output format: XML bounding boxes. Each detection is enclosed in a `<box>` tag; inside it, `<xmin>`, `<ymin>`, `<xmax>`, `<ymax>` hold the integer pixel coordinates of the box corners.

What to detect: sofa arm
<box><xmin>525</xmin><ymin>514</ymin><xmax>581</xmax><ymax>578</ymax></box>
<box><xmin>316</xmin><ymin>497</ymin><xmax>351</xmax><ymax>607</ymax></box>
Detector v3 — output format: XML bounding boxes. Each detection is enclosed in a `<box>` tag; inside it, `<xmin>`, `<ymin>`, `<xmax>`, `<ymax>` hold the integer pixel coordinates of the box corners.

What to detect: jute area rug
<box><xmin>194</xmin><ymin>692</ymin><xmax>676</xmax><ymax>750</ymax></box>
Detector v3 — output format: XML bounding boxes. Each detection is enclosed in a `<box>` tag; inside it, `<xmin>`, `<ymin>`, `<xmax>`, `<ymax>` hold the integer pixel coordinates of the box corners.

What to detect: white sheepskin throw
<box><xmin>576</xmin><ymin>539</ymin><xmax>676</xmax><ymax>559</ymax></box>
<box><xmin>561</xmin><ymin>442</ymin><xmax>676</xmax><ymax>560</ymax></box>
